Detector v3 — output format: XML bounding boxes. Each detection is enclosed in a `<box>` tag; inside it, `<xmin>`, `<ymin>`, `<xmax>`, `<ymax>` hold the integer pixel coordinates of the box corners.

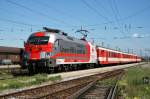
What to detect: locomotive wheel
<box><xmin>28</xmin><ymin>65</ymin><xmax>34</xmax><ymax>75</ymax></box>
<box><xmin>58</xmin><ymin>65</ymin><xmax>62</xmax><ymax>72</ymax></box>
<box><xmin>47</xmin><ymin>67</ymin><xmax>55</xmax><ymax>74</ymax></box>
<box><xmin>44</xmin><ymin>67</ymin><xmax>50</xmax><ymax>74</ymax></box>
<box><xmin>45</xmin><ymin>67</ymin><xmax>49</xmax><ymax>73</ymax></box>
<box><xmin>32</xmin><ymin>65</ymin><xmax>38</xmax><ymax>74</ymax></box>
<box><xmin>60</xmin><ymin>65</ymin><xmax>67</xmax><ymax>72</ymax></box>
<box><xmin>63</xmin><ymin>65</ymin><xmax>69</xmax><ymax>72</ymax></box>
<box><xmin>94</xmin><ymin>64</ymin><xmax>99</xmax><ymax>68</ymax></box>
<box><xmin>73</xmin><ymin>64</ymin><xmax>78</xmax><ymax>70</ymax></box>
<box><xmin>28</xmin><ymin>64</ymin><xmax>38</xmax><ymax>75</ymax></box>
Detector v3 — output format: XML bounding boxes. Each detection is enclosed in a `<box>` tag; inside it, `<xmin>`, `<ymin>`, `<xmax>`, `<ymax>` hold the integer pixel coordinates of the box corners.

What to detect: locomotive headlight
<box><xmin>40</xmin><ymin>52</ymin><xmax>52</xmax><ymax>59</ymax></box>
<box><xmin>40</xmin><ymin>51</ymin><xmax>46</xmax><ymax>59</ymax></box>
<box><xmin>45</xmin><ymin>52</ymin><xmax>52</xmax><ymax>58</ymax></box>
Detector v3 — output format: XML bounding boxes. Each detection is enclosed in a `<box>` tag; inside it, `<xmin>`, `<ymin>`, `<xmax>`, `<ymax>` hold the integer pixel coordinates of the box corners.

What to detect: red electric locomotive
<box><xmin>24</xmin><ymin>28</ymin><xmax>97</xmax><ymax>73</ymax></box>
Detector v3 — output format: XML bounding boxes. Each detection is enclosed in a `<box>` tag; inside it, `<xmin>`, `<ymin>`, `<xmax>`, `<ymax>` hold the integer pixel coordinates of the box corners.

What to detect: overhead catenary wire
<box><xmin>122</xmin><ymin>4</ymin><xmax>150</xmax><ymax>21</ymax></box>
<box><xmin>0</xmin><ymin>8</ymin><xmax>43</xmax><ymax>27</ymax></box>
<box><xmin>5</xmin><ymin>0</ymin><xmax>72</xmax><ymax>27</ymax></box>
<box><xmin>0</xmin><ymin>18</ymin><xmax>38</xmax><ymax>26</ymax></box>
<box><xmin>108</xmin><ymin>0</ymin><xmax>124</xmax><ymax>34</ymax></box>
<box><xmin>35</xmin><ymin>0</ymin><xmax>86</xmax><ymax>25</ymax></box>
<box><xmin>113</xmin><ymin>0</ymin><xmax>131</xmax><ymax>34</ymax></box>
<box><xmin>0</xmin><ymin>26</ymin><xmax>43</xmax><ymax>32</ymax></box>
<box><xmin>81</xmin><ymin>0</ymin><xmax>112</xmax><ymax>23</ymax></box>
<box><xmin>1</xmin><ymin>0</ymin><xmax>149</xmax><ymax>28</ymax></box>
<box><xmin>2</xmin><ymin>0</ymin><xmax>149</xmax><ymax>30</ymax></box>
<box><xmin>0</xmin><ymin>2</ymin><xmax>81</xmax><ymax>29</ymax></box>
<box><xmin>112</xmin><ymin>0</ymin><xmax>124</xmax><ymax>30</ymax></box>
<box><xmin>93</xmin><ymin>0</ymin><xmax>112</xmax><ymax>17</ymax></box>
<box><xmin>0</xmin><ymin>7</ymin><xmax>28</xmax><ymax>19</ymax></box>
<box><xmin>0</xmin><ymin>7</ymin><xmax>47</xmax><ymax>28</ymax></box>
<box><xmin>79</xmin><ymin>0</ymin><xmax>124</xmax><ymax>31</ymax></box>
<box><xmin>81</xmin><ymin>3</ymin><xmax>150</xmax><ymax>27</ymax></box>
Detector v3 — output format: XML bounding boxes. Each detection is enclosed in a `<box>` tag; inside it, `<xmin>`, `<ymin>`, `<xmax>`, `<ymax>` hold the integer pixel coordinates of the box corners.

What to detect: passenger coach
<box><xmin>97</xmin><ymin>46</ymin><xmax>141</xmax><ymax>65</ymax></box>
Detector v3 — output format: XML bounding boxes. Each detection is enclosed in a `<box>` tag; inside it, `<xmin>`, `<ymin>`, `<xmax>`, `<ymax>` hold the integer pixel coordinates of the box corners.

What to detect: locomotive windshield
<box><xmin>27</xmin><ymin>36</ymin><xmax>49</xmax><ymax>45</ymax></box>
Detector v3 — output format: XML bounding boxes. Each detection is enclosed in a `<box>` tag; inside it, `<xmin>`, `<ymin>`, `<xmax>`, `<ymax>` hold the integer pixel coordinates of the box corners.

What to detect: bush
<box><xmin>119</xmin><ymin>66</ymin><xmax>150</xmax><ymax>98</ymax></box>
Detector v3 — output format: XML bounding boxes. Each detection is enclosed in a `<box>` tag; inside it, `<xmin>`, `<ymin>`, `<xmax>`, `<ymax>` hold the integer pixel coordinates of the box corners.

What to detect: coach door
<box><xmin>90</xmin><ymin>45</ymin><xmax>97</xmax><ymax>63</ymax></box>
<box><xmin>101</xmin><ymin>50</ymin><xmax>107</xmax><ymax>64</ymax></box>
<box><xmin>105</xmin><ymin>50</ymin><xmax>109</xmax><ymax>64</ymax></box>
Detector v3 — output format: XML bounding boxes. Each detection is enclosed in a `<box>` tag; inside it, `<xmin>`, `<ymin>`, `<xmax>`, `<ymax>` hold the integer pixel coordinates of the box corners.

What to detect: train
<box><xmin>23</xmin><ymin>27</ymin><xmax>142</xmax><ymax>73</ymax></box>
<box><xmin>0</xmin><ymin>46</ymin><xmax>23</xmax><ymax>65</ymax></box>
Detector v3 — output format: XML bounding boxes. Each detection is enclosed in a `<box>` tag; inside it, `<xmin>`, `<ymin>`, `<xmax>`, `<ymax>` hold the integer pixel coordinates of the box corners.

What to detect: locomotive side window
<box><xmin>27</xmin><ymin>36</ymin><xmax>49</xmax><ymax>45</ymax></box>
<box><xmin>59</xmin><ymin>40</ymin><xmax>86</xmax><ymax>54</ymax></box>
<box><xmin>76</xmin><ymin>44</ymin><xmax>86</xmax><ymax>54</ymax></box>
<box><xmin>54</xmin><ymin>39</ymin><xmax>59</xmax><ymax>49</ymax></box>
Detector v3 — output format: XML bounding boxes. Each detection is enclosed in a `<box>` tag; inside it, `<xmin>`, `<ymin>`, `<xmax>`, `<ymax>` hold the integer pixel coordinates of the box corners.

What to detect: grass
<box><xmin>118</xmin><ymin>65</ymin><xmax>150</xmax><ymax>99</ymax></box>
<box><xmin>0</xmin><ymin>70</ymin><xmax>14</xmax><ymax>80</ymax></box>
<box><xmin>0</xmin><ymin>73</ymin><xmax>61</xmax><ymax>91</ymax></box>
<box><xmin>97</xmin><ymin>77</ymin><xmax>117</xmax><ymax>86</ymax></box>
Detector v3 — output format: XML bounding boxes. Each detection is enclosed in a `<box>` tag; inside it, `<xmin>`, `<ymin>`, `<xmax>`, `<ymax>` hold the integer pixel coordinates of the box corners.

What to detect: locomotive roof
<box><xmin>55</xmin><ymin>33</ymin><xmax>87</xmax><ymax>44</ymax></box>
<box><xmin>0</xmin><ymin>46</ymin><xmax>22</xmax><ymax>54</ymax></box>
<box><xmin>36</xmin><ymin>31</ymin><xmax>88</xmax><ymax>45</ymax></box>
<box><xmin>31</xmin><ymin>27</ymin><xmax>89</xmax><ymax>45</ymax></box>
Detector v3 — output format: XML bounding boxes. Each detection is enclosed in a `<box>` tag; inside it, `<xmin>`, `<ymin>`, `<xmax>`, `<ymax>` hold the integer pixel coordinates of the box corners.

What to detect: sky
<box><xmin>0</xmin><ymin>0</ymin><xmax>150</xmax><ymax>56</ymax></box>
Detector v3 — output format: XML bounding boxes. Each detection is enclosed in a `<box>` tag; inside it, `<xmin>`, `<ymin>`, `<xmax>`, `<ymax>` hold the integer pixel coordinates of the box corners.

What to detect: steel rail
<box><xmin>0</xmin><ymin>69</ymin><xmax>123</xmax><ymax>99</ymax></box>
<box><xmin>69</xmin><ymin>70</ymin><xmax>124</xmax><ymax>99</ymax></box>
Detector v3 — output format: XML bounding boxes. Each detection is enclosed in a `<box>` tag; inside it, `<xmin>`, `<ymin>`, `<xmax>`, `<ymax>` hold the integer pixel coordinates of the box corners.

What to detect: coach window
<box><xmin>113</xmin><ymin>53</ymin><xmax>115</xmax><ymax>57</ymax></box>
<box><xmin>112</xmin><ymin>52</ymin><xmax>113</xmax><ymax>57</ymax></box>
<box><xmin>101</xmin><ymin>50</ymin><xmax>104</xmax><ymax>55</ymax></box>
<box><xmin>108</xmin><ymin>52</ymin><xmax>110</xmax><ymax>57</ymax></box>
<box><xmin>112</xmin><ymin>52</ymin><xmax>114</xmax><ymax>57</ymax></box>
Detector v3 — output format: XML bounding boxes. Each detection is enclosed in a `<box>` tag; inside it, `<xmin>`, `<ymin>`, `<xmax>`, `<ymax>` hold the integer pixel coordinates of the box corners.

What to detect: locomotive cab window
<box><xmin>27</xmin><ymin>36</ymin><xmax>49</xmax><ymax>45</ymax></box>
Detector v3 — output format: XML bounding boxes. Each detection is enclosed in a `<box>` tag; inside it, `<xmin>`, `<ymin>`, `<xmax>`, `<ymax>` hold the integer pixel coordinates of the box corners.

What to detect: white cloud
<box><xmin>132</xmin><ymin>33</ymin><xmax>139</xmax><ymax>38</ymax></box>
<box><xmin>132</xmin><ymin>33</ymin><xmax>145</xmax><ymax>38</ymax></box>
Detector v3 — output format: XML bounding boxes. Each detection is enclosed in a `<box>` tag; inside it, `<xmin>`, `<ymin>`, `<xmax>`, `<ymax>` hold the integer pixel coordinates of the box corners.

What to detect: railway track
<box><xmin>0</xmin><ymin>63</ymin><xmax>138</xmax><ymax>81</ymax></box>
<box><xmin>0</xmin><ymin>69</ymin><xmax>124</xmax><ymax>99</ymax></box>
<box><xmin>0</xmin><ymin>68</ymin><xmax>28</xmax><ymax>81</ymax></box>
<box><xmin>78</xmin><ymin>72</ymin><xmax>124</xmax><ymax>99</ymax></box>
<box><xmin>79</xmin><ymin>83</ymin><xmax>111</xmax><ymax>99</ymax></box>
<box><xmin>0</xmin><ymin>65</ymin><xmax>20</xmax><ymax>69</ymax></box>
